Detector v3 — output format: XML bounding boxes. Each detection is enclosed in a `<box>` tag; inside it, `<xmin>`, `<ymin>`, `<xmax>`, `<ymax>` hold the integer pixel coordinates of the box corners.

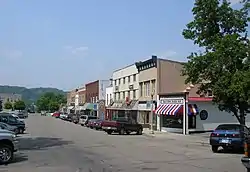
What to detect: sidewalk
<box><xmin>143</xmin><ymin>128</ymin><xmax>210</xmax><ymax>146</ymax></box>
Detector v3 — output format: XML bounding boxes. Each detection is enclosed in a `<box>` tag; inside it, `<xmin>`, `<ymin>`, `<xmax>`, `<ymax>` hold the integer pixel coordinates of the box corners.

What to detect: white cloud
<box><xmin>64</xmin><ymin>45</ymin><xmax>88</xmax><ymax>55</ymax></box>
<box><xmin>0</xmin><ymin>49</ymin><xmax>23</xmax><ymax>60</ymax></box>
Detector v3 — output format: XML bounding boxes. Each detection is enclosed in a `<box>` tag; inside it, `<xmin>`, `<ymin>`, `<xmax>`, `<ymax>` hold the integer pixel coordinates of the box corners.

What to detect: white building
<box><xmin>105</xmin><ymin>86</ymin><xmax>113</xmax><ymax>107</ymax></box>
<box><xmin>106</xmin><ymin>64</ymin><xmax>139</xmax><ymax>121</ymax></box>
<box><xmin>112</xmin><ymin>64</ymin><xmax>139</xmax><ymax>101</ymax></box>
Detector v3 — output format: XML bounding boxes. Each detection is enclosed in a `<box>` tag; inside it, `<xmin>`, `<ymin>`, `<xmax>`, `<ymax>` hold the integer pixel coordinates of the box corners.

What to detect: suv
<box><xmin>0</xmin><ymin>113</ymin><xmax>26</xmax><ymax>134</ymax></box>
<box><xmin>0</xmin><ymin>132</ymin><xmax>18</xmax><ymax>164</ymax></box>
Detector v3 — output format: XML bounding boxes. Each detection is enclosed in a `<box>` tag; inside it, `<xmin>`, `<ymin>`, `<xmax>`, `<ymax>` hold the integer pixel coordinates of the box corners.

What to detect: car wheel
<box><xmin>211</xmin><ymin>146</ymin><xmax>218</xmax><ymax>153</ymax></box>
<box><xmin>19</xmin><ymin>128</ymin><xmax>24</xmax><ymax>134</ymax></box>
<box><xmin>107</xmin><ymin>130</ymin><xmax>112</xmax><ymax>135</ymax></box>
<box><xmin>119</xmin><ymin>128</ymin><xmax>125</xmax><ymax>135</ymax></box>
<box><xmin>136</xmin><ymin>128</ymin><xmax>143</xmax><ymax>135</ymax></box>
<box><xmin>14</xmin><ymin>129</ymin><xmax>19</xmax><ymax>134</ymax></box>
<box><xmin>0</xmin><ymin>144</ymin><xmax>13</xmax><ymax>164</ymax></box>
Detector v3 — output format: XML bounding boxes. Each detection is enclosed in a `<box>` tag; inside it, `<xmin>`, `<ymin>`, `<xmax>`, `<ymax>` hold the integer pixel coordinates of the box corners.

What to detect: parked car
<box><xmin>0</xmin><ymin>113</ymin><xmax>26</xmax><ymax>134</ymax></box>
<box><xmin>79</xmin><ymin>115</ymin><xmax>98</xmax><ymax>126</ymax></box>
<box><xmin>65</xmin><ymin>113</ymin><xmax>74</xmax><ymax>122</ymax></box>
<box><xmin>209</xmin><ymin>124</ymin><xmax>249</xmax><ymax>152</ymax></box>
<box><xmin>72</xmin><ymin>115</ymin><xmax>79</xmax><ymax>124</ymax></box>
<box><xmin>17</xmin><ymin>112</ymin><xmax>28</xmax><ymax>119</ymax></box>
<box><xmin>86</xmin><ymin>119</ymin><xmax>98</xmax><ymax>129</ymax></box>
<box><xmin>52</xmin><ymin>112</ymin><xmax>60</xmax><ymax>118</ymax></box>
<box><xmin>0</xmin><ymin>132</ymin><xmax>18</xmax><ymax>164</ymax></box>
<box><xmin>11</xmin><ymin>114</ymin><xmax>24</xmax><ymax>122</ymax></box>
<box><xmin>0</xmin><ymin>122</ymin><xmax>19</xmax><ymax>135</ymax></box>
<box><xmin>102</xmin><ymin>117</ymin><xmax>143</xmax><ymax>135</ymax></box>
<box><xmin>59</xmin><ymin>113</ymin><xmax>68</xmax><ymax>120</ymax></box>
<box><xmin>93</xmin><ymin>119</ymin><xmax>104</xmax><ymax>130</ymax></box>
<box><xmin>41</xmin><ymin>111</ymin><xmax>47</xmax><ymax>116</ymax></box>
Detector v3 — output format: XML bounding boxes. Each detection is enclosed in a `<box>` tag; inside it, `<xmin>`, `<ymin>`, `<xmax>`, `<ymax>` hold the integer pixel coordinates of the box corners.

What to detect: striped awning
<box><xmin>155</xmin><ymin>104</ymin><xmax>198</xmax><ymax>116</ymax></box>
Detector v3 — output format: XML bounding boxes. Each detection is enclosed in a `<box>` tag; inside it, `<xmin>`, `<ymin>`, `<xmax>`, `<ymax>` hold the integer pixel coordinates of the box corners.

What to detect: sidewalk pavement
<box><xmin>143</xmin><ymin>128</ymin><xmax>210</xmax><ymax>146</ymax></box>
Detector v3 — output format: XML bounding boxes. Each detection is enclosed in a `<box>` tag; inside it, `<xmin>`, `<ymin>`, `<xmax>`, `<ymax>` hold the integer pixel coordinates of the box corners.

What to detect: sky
<box><xmin>0</xmin><ymin>0</ymin><xmax>243</xmax><ymax>91</ymax></box>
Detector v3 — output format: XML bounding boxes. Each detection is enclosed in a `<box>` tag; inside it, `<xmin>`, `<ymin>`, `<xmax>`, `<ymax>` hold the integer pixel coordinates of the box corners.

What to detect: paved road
<box><xmin>1</xmin><ymin>115</ymin><xmax>245</xmax><ymax>172</ymax></box>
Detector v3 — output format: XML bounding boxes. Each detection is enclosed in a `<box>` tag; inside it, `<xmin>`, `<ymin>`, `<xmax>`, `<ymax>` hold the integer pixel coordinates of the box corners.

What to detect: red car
<box><xmin>52</xmin><ymin>112</ymin><xmax>60</xmax><ymax>118</ymax></box>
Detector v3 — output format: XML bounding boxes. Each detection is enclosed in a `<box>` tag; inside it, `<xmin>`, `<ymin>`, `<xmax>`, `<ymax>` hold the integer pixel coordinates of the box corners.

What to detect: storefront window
<box><xmin>162</xmin><ymin>115</ymin><xmax>196</xmax><ymax>129</ymax></box>
<box><xmin>162</xmin><ymin>116</ymin><xmax>183</xmax><ymax>128</ymax></box>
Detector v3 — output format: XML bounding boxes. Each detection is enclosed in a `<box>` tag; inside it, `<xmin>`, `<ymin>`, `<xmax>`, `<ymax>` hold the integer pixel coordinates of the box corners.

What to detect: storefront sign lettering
<box><xmin>160</xmin><ymin>98</ymin><xmax>183</xmax><ymax>104</ymax></box>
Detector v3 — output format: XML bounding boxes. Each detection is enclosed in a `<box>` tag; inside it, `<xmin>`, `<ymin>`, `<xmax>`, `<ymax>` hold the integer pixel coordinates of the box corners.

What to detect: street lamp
<box><xmin>150</xmin><ymin>88</ymin><xmax>155</xmax><ymax>134</ymax></box>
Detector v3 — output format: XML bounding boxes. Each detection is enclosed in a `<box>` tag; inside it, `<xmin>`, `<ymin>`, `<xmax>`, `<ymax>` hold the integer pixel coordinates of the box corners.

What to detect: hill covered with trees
<box><xmin>0</xmin><ymin>85</ymin><xmax>66</xmax><ymax>105</ymax></box>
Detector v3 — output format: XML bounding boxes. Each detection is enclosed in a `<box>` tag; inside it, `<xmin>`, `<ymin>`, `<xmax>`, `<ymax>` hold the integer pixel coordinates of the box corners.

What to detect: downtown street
<box><xmin>2</xmin><ymin>114</ymin><xmax>245</xmax><ymax>172</ymax></box>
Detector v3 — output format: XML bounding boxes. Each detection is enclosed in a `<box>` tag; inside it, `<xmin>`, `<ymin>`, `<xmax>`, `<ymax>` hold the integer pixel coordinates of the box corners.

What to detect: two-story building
<box><xmin>83</xmin><ymin>80</ymin><xmax>110</xmax><ymax>119</ymax></box>
<box><xmin>66</xmin><ymin>89</ymin><xmax>77</xmax><ymax>113</ymax></box>
<box><xmin>106</xmin><ymin>64</ymin><xmax>139</xmax><ymax>121</ymax></box>
<box><xmin>75</xmin><ymin>86</ymin><xmax>86</xmax><ymax>114</ymax></box>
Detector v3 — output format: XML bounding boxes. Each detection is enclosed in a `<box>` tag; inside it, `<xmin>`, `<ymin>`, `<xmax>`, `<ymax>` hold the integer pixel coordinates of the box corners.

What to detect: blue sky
<box><xmin>0</xmin><ymin>0</ymin><xmax>242</xmax><ymax>91</ymax></box>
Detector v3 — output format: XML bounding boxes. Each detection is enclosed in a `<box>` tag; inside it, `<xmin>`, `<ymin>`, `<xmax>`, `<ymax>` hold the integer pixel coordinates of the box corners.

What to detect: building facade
<box><xmin>84</xmin><ymin>80</ymin><xmax>110</xmax><ymax>118</ymax></box>
<box><xmin>75</xmin><ymin>86</ymin><xmax>86</xmax><ymax>113</ymax></box>
<box><xmin>107</xmin><ymin>64</ymin><xmax>139</xmax><ymax>121</ymax></box>
<box><xmin>66</xmin><ymin>89</ymin><xmax>77</xmax><ymax>113</ymax></box>
<box><xmin>0</xmin><ymin>93</ymin><xmax>22</xmax><ymax>110</ymax></box>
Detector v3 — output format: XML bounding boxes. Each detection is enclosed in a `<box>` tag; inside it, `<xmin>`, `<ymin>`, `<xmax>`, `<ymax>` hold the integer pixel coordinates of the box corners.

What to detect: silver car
<box><xmin>0</xmin><ymin>132</ymin><xmax>18</xmax><ymax>164</ymax></box>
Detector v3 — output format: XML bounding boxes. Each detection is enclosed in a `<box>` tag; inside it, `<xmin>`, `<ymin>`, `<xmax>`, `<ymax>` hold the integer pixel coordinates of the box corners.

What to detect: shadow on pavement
<box><xmin>1</xmin><ymin>154</ymin><xmax>28</xmax><ymax>166</ymax></box>
<box><xmin>18</xmin><ymin>137</ymin><xmax>73</xmax><ymax>151</ymax></box>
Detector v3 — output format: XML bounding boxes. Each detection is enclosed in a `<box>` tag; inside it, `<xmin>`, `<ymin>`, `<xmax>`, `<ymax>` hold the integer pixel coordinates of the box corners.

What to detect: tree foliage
<box><xmin>13</xmin><ymin>100</ymin><xmax>26</xmax><ymax>110</ymax></box>
<box><xmin>182</xmin><ymin>0</ymin><xmax>250</xmax><ymax>124</ymax></box>
<box><xmin>36</xmin><ymin>92</ymin><xmax>67</xmax><ymax>112</ymax></box>
<box><xmin>4</xmin><ymin>101</ymin><xmax>13</xmax><ymax>110</ymax></box>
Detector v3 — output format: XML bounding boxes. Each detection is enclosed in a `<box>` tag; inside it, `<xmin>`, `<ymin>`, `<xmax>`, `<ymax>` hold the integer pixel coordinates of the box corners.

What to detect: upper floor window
<box><xmin>144</xmin><ymin>81</ymin><xmax>150</xmax><ymax>97</ymax></box>
<box><xmin>114</xmin><ymin>80</ymin><xmax>117</xmax><ymax>86</ymax></box>
<box><xmin>123</xmin><ymin>77</ymin><xmax>125</xmax><ymax>84</ymax></box>
<box><xmin>128</xmin><ymin>76</ymin><xmax>131</xmax><ymax>83</ymax></box>
<box><xmin>139</xmin><ymin>82</ymin><xmax>143</xmax><ymax>97</ymax></box>
<box><xmin>151</xmin><ymin>79</ymin><xmax>156</xmax><ymax>94</ymax></box>
<box><xmin>133</xmin><ymin>74</ymin><xmax>136</xmax><ymax>82</ymax></box>
<box><xmin>123</xmin><ymin>91</ymin><xmax>125</xmax><ymax>99</ymax></box>
<box><xmin>118</xmin><ymin>79</ymin><xmax>121</xmax><ymax>85</ymax></box>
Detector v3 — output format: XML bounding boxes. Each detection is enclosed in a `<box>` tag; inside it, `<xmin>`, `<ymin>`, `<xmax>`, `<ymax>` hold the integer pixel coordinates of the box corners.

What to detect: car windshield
<box><xmin>216</xmin><ymin>124</ymin><xmax>241</xmax><ymax>131</ymax></box>
<box><xmin>88</xmin><ymin>116</ymin><xmax>97</xmax><ymax>120</ymax></box>
<box><xmin>80</xmin><ymin>116</ymin><xmax>87</xmax><ymax>119</ymax></box>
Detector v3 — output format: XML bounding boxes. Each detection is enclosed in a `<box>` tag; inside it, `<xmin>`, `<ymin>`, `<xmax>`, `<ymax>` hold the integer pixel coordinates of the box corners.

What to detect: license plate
<box><xmin>220</xmin><ymin>139</ymin><xmax>230</xmax><ymax>144</ymax></box>
<box><xmin>107</xmin><ymin>127</ymin><xmax>111</xmax><ymax>129</ymax></box>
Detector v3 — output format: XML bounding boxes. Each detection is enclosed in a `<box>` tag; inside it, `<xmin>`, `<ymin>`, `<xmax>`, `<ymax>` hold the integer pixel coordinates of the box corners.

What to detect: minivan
<box><xmin>79</xmin><ymin>115</ymin><xmax>98</xmax><ymax>126</ymax></box>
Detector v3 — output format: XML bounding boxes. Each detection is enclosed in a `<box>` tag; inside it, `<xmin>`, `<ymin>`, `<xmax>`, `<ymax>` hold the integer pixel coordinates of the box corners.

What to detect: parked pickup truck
<box><xmin>102</xmin><ymin>117</ymin><xmax>143</xmax><ymax>135</ymax></box>
<box><xmin>0</xmin><ymin>132</ymin><xmax>18</xmax><ymax>164</ymax></box>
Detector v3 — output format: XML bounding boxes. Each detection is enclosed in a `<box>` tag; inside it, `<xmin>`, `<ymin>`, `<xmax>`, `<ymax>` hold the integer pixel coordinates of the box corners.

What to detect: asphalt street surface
<box><xmin>1</xmin><ymin>114</ymin><xmax>245</xmax><ymax>172</ymax></box>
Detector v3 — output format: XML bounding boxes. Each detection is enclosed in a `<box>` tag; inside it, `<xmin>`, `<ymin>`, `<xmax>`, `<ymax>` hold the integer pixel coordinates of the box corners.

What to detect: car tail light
<box><xmin>232</xmin><ymin>134</ymin><xmax>240</xmax><ymax>137</ymax></box>
<box><xmin>211</xmin><ymin>133</ymin><xmax>219</xmax><ymax>137</ymax></box>
<box><xmin>245</xmin><ymin>142</ymin><xmax>248</xmax><ymax>157</ymax></box>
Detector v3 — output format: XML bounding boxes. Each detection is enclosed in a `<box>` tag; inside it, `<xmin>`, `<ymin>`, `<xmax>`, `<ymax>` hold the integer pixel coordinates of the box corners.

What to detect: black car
<box><xmin>0</xmin><ymin>113</ymin><xmax>26</xmax><ymax>134</ymax></box>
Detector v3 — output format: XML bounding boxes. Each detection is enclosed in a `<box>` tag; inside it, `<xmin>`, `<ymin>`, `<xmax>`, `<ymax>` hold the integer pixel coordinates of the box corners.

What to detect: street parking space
<box><xmin>3</xmin><ymin>115</ymin><xmax>246</xmax><ymax>172</ymax></box>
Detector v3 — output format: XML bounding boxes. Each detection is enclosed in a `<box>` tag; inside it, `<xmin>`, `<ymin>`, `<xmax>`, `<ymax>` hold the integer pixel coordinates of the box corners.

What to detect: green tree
<box><xmin>182</xmin><ymin>0</ymin><xmax>250</xmax><ymax>125</ymax></box>
<box><xmin>13</xmin><ymin>100</ymin><xmax>26</xmax><ymax>111</ymax></box>
<box><xmin>36</xmin><ymin>92</ymin><xmax>66</xmax><ymax>112</ymax></box>
<box><xmin>4</xmin><ymin>101</ymin><xmax>13</xmax><ymax>110</ymax></box>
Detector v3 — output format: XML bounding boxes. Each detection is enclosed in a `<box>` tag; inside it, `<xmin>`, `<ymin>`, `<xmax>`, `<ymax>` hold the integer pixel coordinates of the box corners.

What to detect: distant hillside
<box><xmin>0</xmin><ymin>85</ymin><xmax>66</xmax><ymax>104</ymax></box>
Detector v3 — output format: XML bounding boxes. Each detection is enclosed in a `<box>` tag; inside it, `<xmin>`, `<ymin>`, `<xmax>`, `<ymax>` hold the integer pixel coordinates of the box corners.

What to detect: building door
<box><xmin>188</xmin><ymin>115</ymin><xmax>196</xmax><ymax>129</ymax></box>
